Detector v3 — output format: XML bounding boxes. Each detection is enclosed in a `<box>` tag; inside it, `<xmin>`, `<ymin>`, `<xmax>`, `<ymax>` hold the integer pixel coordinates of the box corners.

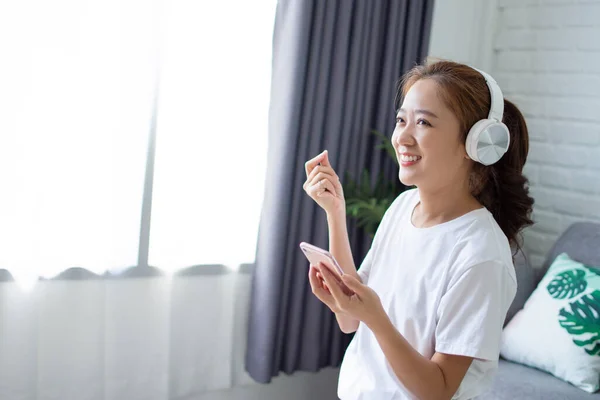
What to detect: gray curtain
<box><xmin>246</xmin><ymin>0</ymin><xmax>435</xmax><ymax>384</ymax></box>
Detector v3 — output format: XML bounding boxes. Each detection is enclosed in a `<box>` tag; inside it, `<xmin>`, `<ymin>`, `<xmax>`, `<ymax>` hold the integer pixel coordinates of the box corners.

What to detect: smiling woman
<box><xmin>305</xmin><ymin>59</ymin><xmax>535</xmax><ymax>400</ymax></box>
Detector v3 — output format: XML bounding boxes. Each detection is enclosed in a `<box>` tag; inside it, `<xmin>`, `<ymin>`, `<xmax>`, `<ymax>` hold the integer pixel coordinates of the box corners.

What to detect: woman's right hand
<box><xmin>308</xmin><ymin>263</ymin><xmax>351</xmax><ymax>314</ymax></box>
<box><xmin>303</xmin><ymin>150</ymin><xmax>345</xmax><ymax>216</ymax></box>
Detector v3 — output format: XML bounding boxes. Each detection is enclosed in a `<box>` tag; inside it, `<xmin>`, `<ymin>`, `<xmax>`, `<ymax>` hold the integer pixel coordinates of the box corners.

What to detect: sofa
<box><xmin>476</xmin><ymin>222</ymin><xmax>600</xmax><ymax>399</ymax></box>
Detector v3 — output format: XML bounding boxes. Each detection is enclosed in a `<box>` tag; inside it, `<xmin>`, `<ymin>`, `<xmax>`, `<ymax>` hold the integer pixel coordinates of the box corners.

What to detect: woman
<box><xmin>303</xmin><ymin>60</ymin><xmax>534</xmax><ymax>400</ymax></box>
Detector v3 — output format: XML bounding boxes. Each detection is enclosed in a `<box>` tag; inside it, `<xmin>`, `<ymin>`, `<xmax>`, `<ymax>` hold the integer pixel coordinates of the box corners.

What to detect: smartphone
<box><xmin>299</xmin><ymin>242</ymin><xmax>344</xmax><ymax>277</ymax></box>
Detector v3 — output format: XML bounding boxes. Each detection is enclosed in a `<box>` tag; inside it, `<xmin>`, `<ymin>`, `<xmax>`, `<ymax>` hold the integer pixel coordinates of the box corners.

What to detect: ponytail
<box><xmin>470</xmin><ymin>99</ymin><xmax>534</xmax><ymax>252</ymax></box>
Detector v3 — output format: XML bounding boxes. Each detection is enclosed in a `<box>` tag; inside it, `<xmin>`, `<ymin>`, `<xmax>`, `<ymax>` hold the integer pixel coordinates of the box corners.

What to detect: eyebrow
<box><xmin>397</xmin><ymin>108</ymin><xmax>439</xmax><ymax>119</ymax></box>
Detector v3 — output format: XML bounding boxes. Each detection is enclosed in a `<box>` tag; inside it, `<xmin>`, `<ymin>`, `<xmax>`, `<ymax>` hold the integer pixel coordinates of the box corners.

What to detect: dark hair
<box><xmin>397</xmin><ymin>59</ymin><xmax>534</xmax><ymax>251</ymax></box>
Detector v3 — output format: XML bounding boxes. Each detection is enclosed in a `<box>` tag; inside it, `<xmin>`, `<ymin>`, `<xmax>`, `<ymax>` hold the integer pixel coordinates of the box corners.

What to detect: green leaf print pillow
<box><xmin>500</xmin><ymin>253</ymin><xmax>600</xmax><ymax>393</ymax></box>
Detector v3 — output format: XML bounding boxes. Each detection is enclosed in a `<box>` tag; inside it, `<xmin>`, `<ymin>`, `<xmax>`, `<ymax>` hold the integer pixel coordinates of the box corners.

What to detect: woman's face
<box><xmin>391</xmin><ymin>78</ymin><xmax>470</xmax><ymax>191</ymax></box>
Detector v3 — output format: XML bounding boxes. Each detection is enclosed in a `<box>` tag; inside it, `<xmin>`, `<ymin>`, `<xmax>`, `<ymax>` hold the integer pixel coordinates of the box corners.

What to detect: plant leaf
<box><xmin>371</xmin><ymin>130</ymin><xmax>398</xmax><ymax>165</ymax></box>
<box><xmin>584</xmin><ymin>265</ymin><xmax>600</xmax><ymax>277</ymax></box>
<box><xmin>342</xmin><ymin>128</ymin><xmax>406</xmax><ymax>235</ymax></box>
<box><xmin>547</xmin><ymin>269</ymin><xmax>587</xmax><ymax>299</ymax></box>
<box><xmin>558</xmin><ymin>290</ymin><xmax>600</xmax><ymax>356</ymax></box>
<box><xmin>360</xmin><ymin>169</ymin><xmax>371</xmax><ymax>197</ymax></box>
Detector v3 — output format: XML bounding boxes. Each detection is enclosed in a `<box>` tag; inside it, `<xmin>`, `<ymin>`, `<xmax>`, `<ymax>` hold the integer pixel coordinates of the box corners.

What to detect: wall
<box><xmin>492</xmin><ymin>0</ymin><xmax>600</xmax><ymax>267</ymax></box>
<box><xmin>428</xmin><ymin>0</ymin><xmax>498</xmax><ymax>71</ymax></box>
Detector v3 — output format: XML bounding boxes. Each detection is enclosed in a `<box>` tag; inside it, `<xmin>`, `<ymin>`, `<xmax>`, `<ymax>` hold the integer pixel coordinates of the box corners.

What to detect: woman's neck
<box><xmin>412</xmin><ymin>185</ymin><xmax>482</xmax><ymax>228</ymax></box>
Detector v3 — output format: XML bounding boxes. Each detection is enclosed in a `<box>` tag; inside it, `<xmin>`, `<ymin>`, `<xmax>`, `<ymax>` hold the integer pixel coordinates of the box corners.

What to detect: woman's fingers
<box><xmin>303</xmin><ymin>165</ymin><xmax>344</xmax><ymax>200</ymax></box>
<box><xmin>303</xmin><ymin>169</ymin><xmax>336</xmax><ymax>193</ymax></box>
<box><xmin>303</xmin><ymin>152</ymin><xmax>346</xmax><ymax>214</ymax></box>
<box><xmin>309</xmin><ymin>265</ymin><xmax>333</xmax><ymax>302</ymax></box>
<box><xmin>309</xmin><ymin>265</ymin><xmax>352</xmax><ymax>314</ymax></box>
<box><xmin>304</xmin><ymin>151</ymin><xmax>327</xmax><ymax>178</ymax></box>
<box><xmin>319</xmin><ymin>264</ymin><xmax>347</xmax><ymax>305</ymax></box>
<box><xmin>307</xmin><ymin>171</ymin><xmax>337</xmax><ymax>190</ymax></box>
<box><xmin>306</xmin><ymin>164</ymin><xmax>339</xmax><ymax>185</ymax></box>
<box><xmin>309</xmin><ymin>265</ymin><xmax>323</xmax><ymax>288</ymax></box>
<box><xmin>307</xmin><ymin>178</ymin><xmax>336</xmax><ymax>199</ymax></box>
<box><xmin>320</xmin><ymin>150</ymin><xmax>332</xmax><ymax>167</ymax></box>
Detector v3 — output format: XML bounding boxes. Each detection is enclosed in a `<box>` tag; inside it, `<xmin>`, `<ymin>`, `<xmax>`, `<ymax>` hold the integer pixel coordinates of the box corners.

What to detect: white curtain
<box><xmin>0</xmin><ymin>273</ymin><xmax>257</xmax><ymax>400</ymax></box>
<box><xmin>0</xmin><ymin>0</ymin><xmax>275</xmax><ymax>281</ymax></box>
<box><xmin>149</xmin><ymin>0</ymin><xmax>275</xmax><ymax>271</ymax></box>
<box><xmin>0</xmin><ymin>0</ymin><xmax>158</xmax><ymax>285</ymax></box>
<box><xmin>0</xmin><ymin>0</ymin><xmax>275</xmax><ymax>398</ymax></box>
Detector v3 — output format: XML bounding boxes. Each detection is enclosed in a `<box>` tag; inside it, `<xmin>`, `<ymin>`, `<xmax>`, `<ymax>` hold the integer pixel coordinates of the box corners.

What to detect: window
<box><xmin>0</xmin><ymin>0</ymin><xmax>276</xmax><ymax>285</ymax></box>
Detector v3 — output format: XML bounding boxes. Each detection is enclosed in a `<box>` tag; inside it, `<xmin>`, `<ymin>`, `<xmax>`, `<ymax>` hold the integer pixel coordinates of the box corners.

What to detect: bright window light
<box><xmin>147</xmin><ymin>0</ymin><xmax>276</xmax><ymax>271</ymax></box>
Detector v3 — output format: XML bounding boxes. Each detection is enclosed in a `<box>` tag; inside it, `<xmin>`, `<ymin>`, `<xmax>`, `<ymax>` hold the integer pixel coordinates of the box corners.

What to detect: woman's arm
<box><xmin>321</xmin><ymin>271</ymin><xmax>474</xmax><ymax>400</ymax></box>
<box><xmin>327</xmin><ymin>210</ymin><xmax>361</xmax><ymax>333</ymax></box>
<box><xmin>369</xmin><ymin>316</ymin><xmax>473</xmax><ymax>400</ymax></box>
<box><xmin>327</xmin><ymin>210</ymin><xmax>359</xmax><ymax>278</ymax></box>
<box><xmin>302</xmin><ymin>150</ymin><xmax>363</xmax><ymax>333</ymax></box>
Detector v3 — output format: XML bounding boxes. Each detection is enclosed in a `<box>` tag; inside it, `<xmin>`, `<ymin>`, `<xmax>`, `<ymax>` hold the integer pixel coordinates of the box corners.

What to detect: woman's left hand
<box><xmin>317</xmin><ymin>264</ymin><xmax>387</xmax><ymax>328</ymax></box>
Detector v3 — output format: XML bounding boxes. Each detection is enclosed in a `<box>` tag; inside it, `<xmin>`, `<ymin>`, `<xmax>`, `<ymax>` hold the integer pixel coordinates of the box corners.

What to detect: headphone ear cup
<box><xmin>466</xmin><ymin>119</ymin><xmax>490</xmax><ymax>163</ymax></box>
<box><xmin>466</xmin><ymin>119</ymin><xmax>510</xmax><ymax>166</ymax></box>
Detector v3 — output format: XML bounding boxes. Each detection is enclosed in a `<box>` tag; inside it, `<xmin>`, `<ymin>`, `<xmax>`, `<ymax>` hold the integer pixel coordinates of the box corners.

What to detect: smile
<box><xmin>400</xmin><ymin>155</ymin><xmax>421</xmax><ymax>162</ymax></box>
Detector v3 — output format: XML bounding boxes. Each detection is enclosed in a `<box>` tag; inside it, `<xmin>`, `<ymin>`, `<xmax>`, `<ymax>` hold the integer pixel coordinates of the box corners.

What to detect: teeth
<box><xmin>401</xmin><ymin>155</ymin><xmax>421</xmax><ymax>162</ymax></box>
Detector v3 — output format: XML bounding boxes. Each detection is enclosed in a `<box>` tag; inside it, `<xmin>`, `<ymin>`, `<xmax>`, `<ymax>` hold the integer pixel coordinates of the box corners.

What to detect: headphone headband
<box><xmin>473</xmin><ymin>67</ymin><xmax>504</xmax><ymax>122</ymax></box>
<box><xmin>465</xmin><ymin>67</ymin><xmax>510</xmax><ymax>166</ymax></box>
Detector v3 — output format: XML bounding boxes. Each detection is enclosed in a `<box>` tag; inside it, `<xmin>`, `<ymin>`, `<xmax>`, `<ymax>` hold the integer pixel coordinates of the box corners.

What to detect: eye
<box><xmin>395</xmin><ymin>117</ymin><xmax>405</xmax><ymax>124</ymax></box>
<box><xmin>417</xmin><ymin>118</ymin><xmax>431</xmax><ymax>127</ymax></box>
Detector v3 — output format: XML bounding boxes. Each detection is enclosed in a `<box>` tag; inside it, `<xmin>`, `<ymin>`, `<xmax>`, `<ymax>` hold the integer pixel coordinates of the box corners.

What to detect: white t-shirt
<box><xmin>338</xmin><ymin>188</ymin><xmax>517</xmax><ymax>400</ymax></box>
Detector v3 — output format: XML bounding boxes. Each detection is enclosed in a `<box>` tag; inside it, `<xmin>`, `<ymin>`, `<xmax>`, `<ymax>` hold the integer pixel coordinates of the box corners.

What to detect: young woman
<box><xmin>303</xmin><ymin>60</ymin><xmax>534</xmax><ymax>400</ymax></box>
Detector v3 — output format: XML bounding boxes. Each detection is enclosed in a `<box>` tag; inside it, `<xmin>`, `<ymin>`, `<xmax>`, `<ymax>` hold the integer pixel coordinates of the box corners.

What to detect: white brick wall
<box><xmin>493</xmin><ymin>0</ymin><xmax>600</xmax><ymax>268</ymax></box>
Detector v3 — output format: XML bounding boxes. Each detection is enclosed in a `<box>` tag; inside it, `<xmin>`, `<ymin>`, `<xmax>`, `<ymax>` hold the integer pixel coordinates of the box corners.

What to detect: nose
<box><xmin>392</xmin><ymin>122</ymin><xmax>415</xmax><ymax>149</ymax></box>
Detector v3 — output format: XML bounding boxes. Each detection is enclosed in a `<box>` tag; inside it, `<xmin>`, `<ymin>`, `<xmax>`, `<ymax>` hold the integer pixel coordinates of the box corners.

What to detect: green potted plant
<box><xmin>342</xmin><ymin>130</ymin><xmax>411</xmax><ymax>237</ymax></box>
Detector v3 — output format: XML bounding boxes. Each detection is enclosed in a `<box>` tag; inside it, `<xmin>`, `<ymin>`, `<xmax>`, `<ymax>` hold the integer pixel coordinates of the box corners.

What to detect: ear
<box><xmin>461</xmin><ymin>143</ymin><xmax>470</xmax><ymax>160</ymax></box>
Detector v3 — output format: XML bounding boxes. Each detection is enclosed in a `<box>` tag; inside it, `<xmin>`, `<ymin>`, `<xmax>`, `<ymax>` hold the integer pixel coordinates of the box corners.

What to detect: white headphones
<box><xmin>465</xmin><ymin>68</ymin><xmax>510</xmax><ymax>166</ymax></box>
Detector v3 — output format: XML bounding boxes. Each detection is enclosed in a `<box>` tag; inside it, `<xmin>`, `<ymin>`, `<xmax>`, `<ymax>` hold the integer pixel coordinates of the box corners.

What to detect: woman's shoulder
<box><xmin>448</xmin><ymin>211</ymin><xmax>515</xmax><ymax>280</ymax></box>
<box><xmin>370</xmin><ymin>188</ymin><xmax>417</xmax><ymax>240</ymax></box>
<box><xmin>389</xmin><ymin>187</ymin><xmax>419</xmax><ymax>213</ymax></box>
<box><xmin>463</xmin><ymin>208</ymin><xmax>510</xmax><ymax>251</ymax></box>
